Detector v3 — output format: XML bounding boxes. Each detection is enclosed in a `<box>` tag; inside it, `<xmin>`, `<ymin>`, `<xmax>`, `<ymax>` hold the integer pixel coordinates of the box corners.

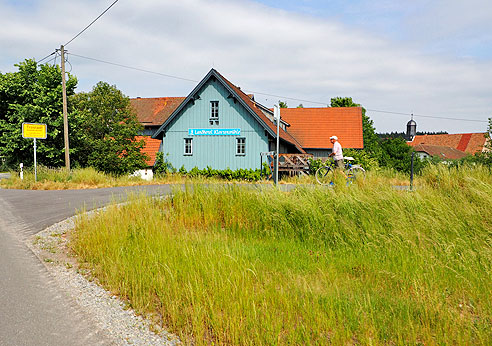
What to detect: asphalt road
<box><xmin>0</xmin><ymin>185</ymin><xmax>173</xmax><ymax>346</ymax></box>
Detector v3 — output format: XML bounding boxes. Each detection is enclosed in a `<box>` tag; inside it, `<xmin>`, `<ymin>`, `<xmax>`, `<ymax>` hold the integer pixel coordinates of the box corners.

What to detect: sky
<box><xmin>1</xmin><ymin>0</ymin><xmax>491</xmax><ymax>134</ymax></box>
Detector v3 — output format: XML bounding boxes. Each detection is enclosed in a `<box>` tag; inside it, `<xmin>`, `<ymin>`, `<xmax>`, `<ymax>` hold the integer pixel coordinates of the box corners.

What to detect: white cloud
<box><xmin>1</xmin><ymin>0</ymin><xmax>491</xmax><ymax>133</ymax></box>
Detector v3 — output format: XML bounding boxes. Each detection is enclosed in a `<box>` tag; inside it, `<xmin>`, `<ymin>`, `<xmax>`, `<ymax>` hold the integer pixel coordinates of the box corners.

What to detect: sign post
<box><xmin>22</xmin><ymin>123</ymin><xmax>47</xmax><ymax>182</ymax></box>
<box><xmin>273</xmin><ymin>105</ymin><xmax>280</xmax><ymax>186</ymax></box>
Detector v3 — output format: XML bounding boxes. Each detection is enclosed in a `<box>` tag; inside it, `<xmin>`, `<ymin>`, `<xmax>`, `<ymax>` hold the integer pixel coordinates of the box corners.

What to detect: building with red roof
<box><xmin>130</xmin><ymin>69</ymin><xmax>363</xmax><ymax>171</ymax></box>
<box><xmin>413</xmin><ymin>144</ymin><xmax>469</xmax><ymax>161</ymax></box>
<box><xmin>130</xmin><ymin>97</ymin><xmax>185</xmax><ymax>136</ymax></box>
<box><xmin>408</xmin><ymin>133</ymin><xmax>489</xmax><ymax>155</ymax></box>
<box><xmin>134</xmin><ymin>136</ymin><xmax>161</xmax><ymax>166</ymax></box>
<box><xmin>280</xmin><ymin>107</ymin><xmax>363</xmax><ymax>157</ymax></box>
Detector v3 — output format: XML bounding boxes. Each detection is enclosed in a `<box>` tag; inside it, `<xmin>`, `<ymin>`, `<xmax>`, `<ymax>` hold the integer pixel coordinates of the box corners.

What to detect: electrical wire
<box><xmin>241</xmin><ymin>90</ymin><xmax>328</xmax><ymax>107</ymax></box>
<box><xmin>239</xmin><ymin>91</ymin><xmax>488</xmax><ymax>123</ymax></box>
<box><xmin>65</xmin><ymin>55</ymin><xmax>73</xmax><ymax>73</ymax></box>
<box><xmin>64</xmin><ymin>0</ymin><xmax>120</xmax><ymax>47</ymax></box>
<box><xmin>69</xmin><ymin>53</ymin><xmax>199</xmax><ymax>83</ymax></box>
<box><xmin>37</xmin><ymin>51</ymin><xmax>56</xmax><ymax>64</ymax></box>
<box><xmin>365</xmin><ymin>109</ymin><xmax>487</xmax><ymax>123</ymax></box>
<box><xmin>68</xmin><ymin>52</ymin><xmax>489</xmax><ymax>124</ymax></box>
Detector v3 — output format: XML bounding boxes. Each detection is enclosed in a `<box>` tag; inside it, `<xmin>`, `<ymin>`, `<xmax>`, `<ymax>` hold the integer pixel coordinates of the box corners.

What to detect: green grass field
<box><xmin>70</xmin><ymin>164</ymin><xmax>491</xmax><ymax>345</ymax></box>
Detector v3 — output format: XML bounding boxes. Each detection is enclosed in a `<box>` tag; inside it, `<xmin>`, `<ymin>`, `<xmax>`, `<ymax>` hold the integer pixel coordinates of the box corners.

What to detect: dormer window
<box><xmin>210</xmin><ymin>101</ymin><xmax>219</xmax><ymax>125</ymax></box>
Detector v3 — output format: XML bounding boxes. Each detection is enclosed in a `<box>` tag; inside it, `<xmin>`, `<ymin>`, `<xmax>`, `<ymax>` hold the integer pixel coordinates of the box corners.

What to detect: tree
<box><xmin>71</xmin><ymin>82</ymin><xmax>148</xmax><ymax>175</ymax></box>
<box><xmin>379</xmin><ymin>137</ymin><xmax>425</xmax><ymax>173</ymax></box>
<box><xmin>278</xmin><ymin>100</ymin><xmax>288</xmax><ymax>108</ymax></box>
<box><xmin>0</xmin><ymin>59</ymin><xmax>78</xmax><ymax>167</ymax></box>
<box><xmin>478</xmin><ymin>117</ymin><xmax>492</xmax><ymax>165</ymax></box>
<box><xmin>330</xmin><ymin>97</ymin><xmax>382</xmax><ymax>158</ymax></box>
<box><xmin>486</xmin><ymin>117</ymin><xmax>492</xmax><ymax>151</ymax></box>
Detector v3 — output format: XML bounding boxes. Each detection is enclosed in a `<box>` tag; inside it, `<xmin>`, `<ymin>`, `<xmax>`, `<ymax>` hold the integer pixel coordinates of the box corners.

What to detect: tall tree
<box><xmin>0</xmin><ymin>59</ymin><xmax>77</xmax><ymax>167</ymax></box>
<box><xmin>71</xmin><ymin>81</ymin><xmax>147</xmax><ymax>175</ymax></box>
<box><xmin>480</xmin><ymin>117</ymin><xmax>492</xmax><ymax>165</ymax></box>
<box><xmin>278</xmin><ymin>100</ymin><xmax>288</xmax><ymax>108</ymax></box>
<box><xmin>379</xmin><ymin>137</ymin><xmax>415</xmax><ymax>173</ymax></box>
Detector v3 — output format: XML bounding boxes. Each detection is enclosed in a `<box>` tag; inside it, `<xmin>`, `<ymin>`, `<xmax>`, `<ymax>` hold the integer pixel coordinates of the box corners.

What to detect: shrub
<box><xmin>153</xmin><ymin>152</ymin><xmax>174</xmax><ymax>176</ymax></box>
<box><xmin>343</xmin><ymin>149</ymin><xmax>380</xmax><ymax>170</ymax></box>
<box><xmin>177</xmin><ymin>166</ymin><xmax>264</xmax><ymax>182</ymax></box>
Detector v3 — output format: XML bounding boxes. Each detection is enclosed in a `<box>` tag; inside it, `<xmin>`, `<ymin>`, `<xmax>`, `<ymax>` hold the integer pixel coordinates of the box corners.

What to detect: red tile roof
<box><xmin>413</xmin><ymin>144</ymin><xmax>468</xmax><ymax>160</ymax></box>
<box><xmin>408</xmin><ymin>133</ymin><xmax>488</xmax><ymax>154</ymax></box>
<box><xmin>130</xmin><ymin>97</ymin><xmax>185</xmax><ymax>126</ymax></box>
<box><xmin>279</xmin><ymin>107</ymin><xmax>364</xmax><ymax>149</ymax></box>
<box><xmin>135</xmin><ymin>136</ymin><xmax>161</xmax><ymax>166</ymax></box>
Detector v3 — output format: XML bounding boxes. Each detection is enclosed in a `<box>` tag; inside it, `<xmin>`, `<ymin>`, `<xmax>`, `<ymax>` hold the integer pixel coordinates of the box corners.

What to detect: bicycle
<box><xmin>315</xmin><ymin>157</ymin><xmax>365</xmax><ymax>185</ymax></box>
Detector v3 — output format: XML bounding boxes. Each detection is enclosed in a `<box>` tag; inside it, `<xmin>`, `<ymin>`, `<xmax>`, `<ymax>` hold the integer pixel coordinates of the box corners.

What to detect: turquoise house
<box><xmin>152</xmin><ymin>69</ymin><xmax>304</xmax><ymax>170</ymax></box>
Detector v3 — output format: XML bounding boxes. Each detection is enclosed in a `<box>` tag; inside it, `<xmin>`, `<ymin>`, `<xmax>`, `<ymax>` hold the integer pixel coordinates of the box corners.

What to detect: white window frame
<box><xmin>236</xmin><ymin>137</ymin><xmax>246</xmax><ymax>156</ymax></box>
<box><xmin>210</xmin><ymin>101</ymin><xmax>219</xmax><ymax>125</ymax></box>
<box><xmin>184</xmin><ymin>138</ymin><xmax>193</xmax><ymax>155</ymax></box>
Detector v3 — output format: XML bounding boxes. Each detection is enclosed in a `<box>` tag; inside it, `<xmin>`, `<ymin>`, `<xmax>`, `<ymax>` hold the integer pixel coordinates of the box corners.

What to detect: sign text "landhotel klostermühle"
<box><xmin>188</xmin><ymin>128</ymin><xmax>241</xmax><ymax>136</ymax></box>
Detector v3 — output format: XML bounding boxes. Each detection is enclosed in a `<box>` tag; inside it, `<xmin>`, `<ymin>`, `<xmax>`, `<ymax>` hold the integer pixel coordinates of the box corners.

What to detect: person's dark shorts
<box><xmin>334</xmin><ymin>159</ymin><xmax>344</xmax><ymax>169</ymax></box>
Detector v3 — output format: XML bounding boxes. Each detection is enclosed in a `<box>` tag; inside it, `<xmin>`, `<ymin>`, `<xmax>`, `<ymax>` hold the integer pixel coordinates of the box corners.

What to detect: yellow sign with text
<box><xmin>22</xmin><ymin>123</ymin><xmax>47</xmax><ymax>139</ymax></box>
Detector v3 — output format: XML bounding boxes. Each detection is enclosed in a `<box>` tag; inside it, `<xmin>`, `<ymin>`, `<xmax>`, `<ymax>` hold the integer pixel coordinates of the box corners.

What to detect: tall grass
<box><xmin>71</xmin><ymin>165</ymin><xmax>492</xmax><ymax>345</ymax></box>
<box><xmin>0</xmin><ymin>166</ymin><xmax>192</xmax><ymax>189</ymax></box>
<box><xmin>0</xmin><ymin>166</ymin><xmax>273</xmax><ymax>190</ymax></box>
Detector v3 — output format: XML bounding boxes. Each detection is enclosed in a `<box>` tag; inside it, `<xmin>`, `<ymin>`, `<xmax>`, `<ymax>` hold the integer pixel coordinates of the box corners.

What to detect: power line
<box><xmin>37</xmin><ymin>51</ymin><xmax>56</xmax><ymax>64</ymax></box>
<box><xmin>64</xmin><ymin>0</ymin><xmax>120</xmax><ymax>47</ymax></box>
<box><xmin>365</xmin><ymin>109</ymin><xmax>487</xmax><ymax>123</ymax></box>
<box><xmin>68</xmin><ymin>52</ymin><xmax>489</xmax><ymax>124</ymax></box>
<box><xmin>69</xmin><ymin>52</ymin><xmax>199</xmax><ymax>83</ymax></box>
<box><xmin>241</xmin><ymin>91</ymin><xmax>488</xmax><ymax>123</ymax></box>
<box><xmin>241</xmin><ymin>90</ymin><xmax>328</xmax><ymax>107</ymax></box>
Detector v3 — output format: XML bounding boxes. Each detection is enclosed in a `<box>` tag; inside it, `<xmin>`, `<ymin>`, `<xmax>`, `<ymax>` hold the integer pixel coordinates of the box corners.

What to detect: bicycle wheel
<box><xmin>346</xmin><ymin>166</ymin><xmax>365</xmax><ymax>182</ymax></box>
<box><xmin>316</xmin><ymin>165</ymin><xmax>334</xmax><ymax>185</ymax></box>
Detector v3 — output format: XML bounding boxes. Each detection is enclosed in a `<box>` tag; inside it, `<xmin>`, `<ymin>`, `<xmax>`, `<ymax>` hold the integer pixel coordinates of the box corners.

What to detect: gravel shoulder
<box><xmin>27</xmin><ymin>210</ymin><xmax>181</xmax><ymax>346</ymax></box>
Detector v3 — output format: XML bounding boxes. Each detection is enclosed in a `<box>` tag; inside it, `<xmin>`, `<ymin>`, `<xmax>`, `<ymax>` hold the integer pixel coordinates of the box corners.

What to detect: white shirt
<box><xmin>332</xmin><ymin>141</ymin><xmax>343</xmax><ymax>160</ymax></box>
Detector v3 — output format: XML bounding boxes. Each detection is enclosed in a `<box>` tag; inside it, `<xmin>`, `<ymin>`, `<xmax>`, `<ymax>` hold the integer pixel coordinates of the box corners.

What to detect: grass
<box><xmin>70</xmin><ymin>164</ymin><xmax>492</xmax><ymax>345</ymax></box>
<box><xmin>0</xmin><ymin>164</ymin><xmax>414</xmax><ymax>190</ymax></box>
<box><xmin>0</xmin><ymin>166</ymin><xmax>235</xmax><ymax>190</ymax></box>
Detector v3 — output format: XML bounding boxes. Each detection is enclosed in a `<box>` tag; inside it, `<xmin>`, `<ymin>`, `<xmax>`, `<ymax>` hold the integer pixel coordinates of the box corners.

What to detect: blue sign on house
<box><xmin>188</xmin><ymin>128</ymin><xmax>241</xmax><ymax>136</ymax></box>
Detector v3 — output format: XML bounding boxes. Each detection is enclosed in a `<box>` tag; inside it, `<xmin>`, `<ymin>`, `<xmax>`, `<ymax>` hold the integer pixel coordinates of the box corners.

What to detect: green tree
<box><xmin>278</xmin><ymin>100</ymin><xmax>288</xmax><ymax>108</ymax></box>
<box><xmin>479</xmin><ymin>118</ymin><xmax>492</xmax><ymax>165</ymax></box>
<box><xmin>379</xmin><ymin>137</ymin><xmax>424</xmax><ymax>173</ymax></box>
<box><xmin>71</xmin><ymin>82</ymin><xmax>147</xmax><ymax>175</ymax></box>
<box><xmin>0</xmin><ymin>59</ymin><xmax>77</xmax><ymax>167</ymax></box>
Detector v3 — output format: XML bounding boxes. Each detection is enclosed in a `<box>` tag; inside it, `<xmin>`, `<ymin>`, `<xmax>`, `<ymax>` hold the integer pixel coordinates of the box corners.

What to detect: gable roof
<box><xmin>408</xmin><ymin>133</ymin><xmax>488</xmax><ymax>154</ymax></box>
<box><xmin>413</xmin><ymin>144</ymin><xmax>469</xmax><ymax>160</ymax></box>
<box><xmin>152</xmin><ymin>69</ymin><xmax>305</xmax><ymax>153</ymax></box>
<box><xmin>135</xmin><ymin>136</ymin><xmax>161</xmax><ymax>166</ymax></box>
<box><xmin>130</xmin><ymin>97</ymin><xmax>185</xmax><ymax>126</ymax></box>
<box><xmin>280</xmin><ymin>107</ymin><xmax>363</xmax><ymax>149</ymax></box>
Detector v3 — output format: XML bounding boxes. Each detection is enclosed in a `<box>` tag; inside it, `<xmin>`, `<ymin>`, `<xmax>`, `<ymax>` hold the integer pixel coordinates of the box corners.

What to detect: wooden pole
<box><xmin>60</xmin><ymin>45</ymin><xmax>70</xmax><ymax>170</ymax></box>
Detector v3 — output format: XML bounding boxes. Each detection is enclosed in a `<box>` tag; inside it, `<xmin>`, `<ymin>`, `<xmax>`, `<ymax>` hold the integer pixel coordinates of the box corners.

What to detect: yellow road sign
<box><xmin>22</xmin><ymin>123</ymin><xmax>47</xmax><ymax>139</ymax></box>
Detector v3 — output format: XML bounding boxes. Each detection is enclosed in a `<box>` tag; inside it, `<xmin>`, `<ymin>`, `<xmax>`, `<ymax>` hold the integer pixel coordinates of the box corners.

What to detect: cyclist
<box><xmin>329</xmin><ymin>135</ymin><xmax>344</xmax><ymax>169</ymax></box>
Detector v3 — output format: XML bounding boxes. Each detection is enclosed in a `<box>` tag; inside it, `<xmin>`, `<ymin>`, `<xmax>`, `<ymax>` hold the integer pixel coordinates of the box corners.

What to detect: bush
<box><xmin>177</xmin><ymin>166</ymin><xmax>264</xmax><ymax>182</ymax></box>
<box><xmin>153</xmin><ymin>152</ymin><xmax>175</xmax><ymax>176</ymax></box>
<box><xmin>307</xmin><ymin>158</ymin><xmax>325</xmax><ymax>175</ymax></box>
<box><xmin>343</xmin><ymin>149</ymin><xmax>380</xmax><ymax>170</ymax></box>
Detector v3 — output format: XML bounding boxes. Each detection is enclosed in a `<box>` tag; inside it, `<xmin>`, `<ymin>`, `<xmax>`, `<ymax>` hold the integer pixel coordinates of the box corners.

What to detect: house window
<box><xmin>236</xmin><ymin>137</ymin><xmax>246</xmax><ymax>155</ymax></box>
<box><xmin>184</xmin><ymin>138</ymin><xmax>193</xmax><ymax>155</ymax></box>
<box><xmin>210</xmin><ymin>101</ymin><xmax>219</xmax><ymax>125</ymax></box>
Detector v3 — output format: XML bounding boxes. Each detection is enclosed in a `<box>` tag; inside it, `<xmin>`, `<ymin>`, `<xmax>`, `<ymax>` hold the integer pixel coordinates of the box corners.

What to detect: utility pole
<box><xmin>60</xmin><ymin>45</ymin><xmax>70</xmax><ymax>170</ymax></box>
